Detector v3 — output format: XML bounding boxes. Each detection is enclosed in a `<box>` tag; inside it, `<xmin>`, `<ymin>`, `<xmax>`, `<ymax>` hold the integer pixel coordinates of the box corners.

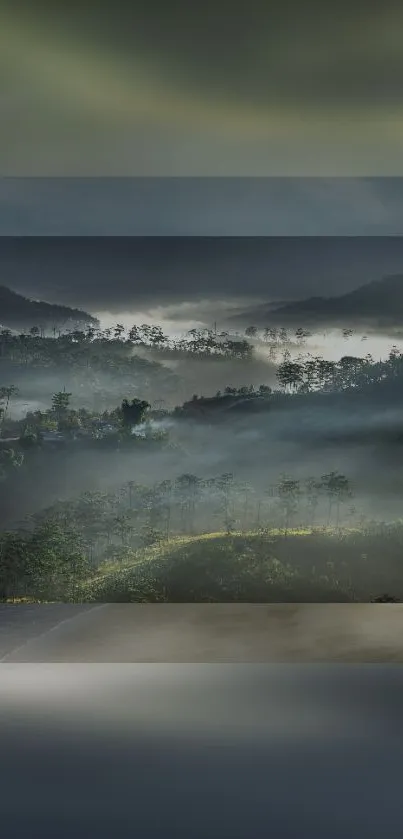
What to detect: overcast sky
<box><xmin>2</xmin><ymin>178</ymin><xmax>403</xmax><ymax>236</ymax></box>
<box><xmin>3</xmin><ymin>3</ymin><xmax>403</xmax><ymax>316</ymax></box>
<box><xmin>2</xmin><ymin>2</ymin><xmax>403</xmax><ymax>175</ymax></box>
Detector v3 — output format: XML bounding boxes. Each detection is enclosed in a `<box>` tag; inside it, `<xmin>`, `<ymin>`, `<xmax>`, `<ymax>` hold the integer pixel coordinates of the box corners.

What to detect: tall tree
<box><xmin>277</xmin><ymin>477</ymin><xmax>301</xmax><ymax>536</ymax></box>
<box><xmin>0</xmin><ymin>385</ymin><xmax>19</xmax><ymax>433</ymax></box>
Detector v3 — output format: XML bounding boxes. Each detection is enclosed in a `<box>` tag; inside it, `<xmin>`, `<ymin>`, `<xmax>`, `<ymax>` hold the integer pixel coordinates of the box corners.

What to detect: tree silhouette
<box><xmin>120</xmin><ymin>398</ymin><xmax>150</xmax><ymax>429</ymax></box>
<box><xmin>320</xmin><ymin>472</ymin><xmax>352</xmax><ymax>528</ymax></box>
<box><xmin>276</xmin><ymin>361</ymin><xmax>304</xmax><ymax>392</ymax></box>
<box><xmin>277</xmin><ymin>477</ymin><xmax>301</xmax><ymax>536</ymax></box>
<box><xmin>245</xmin><ymin>326</ymin><xmax>258</xmax><ymax>338</ymax></box>
<box><xmin>0</xmin><ymin>385</ymin><xmax>19</xmax><ymax>433</ymax></box>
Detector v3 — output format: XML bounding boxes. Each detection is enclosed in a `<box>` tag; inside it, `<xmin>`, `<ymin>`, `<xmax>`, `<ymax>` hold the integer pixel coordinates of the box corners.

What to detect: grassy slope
<box><xmin>77</xmin><ymin>525</ymin><xmax>402</xmax><ymax>603</ymax></box>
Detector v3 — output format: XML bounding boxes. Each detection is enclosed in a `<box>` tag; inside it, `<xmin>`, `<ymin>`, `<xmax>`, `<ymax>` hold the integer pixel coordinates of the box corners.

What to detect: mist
<box><xmin>3</xmin><ymin>308</ymin><xmax>403</xmax><ymax>526</ymax></box>
<box><xmin>3</xmin><ymin>236</ymin><xmax>403</xmax><ymax>604</ymax></box>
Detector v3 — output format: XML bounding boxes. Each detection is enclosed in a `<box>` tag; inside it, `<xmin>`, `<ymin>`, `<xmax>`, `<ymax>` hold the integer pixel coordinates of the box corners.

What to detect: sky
<box><xmin>2</xmin><ymin>2</ymin><xmax>403</xmax><ymax>175</ymax></box>
<box><xmin>2</xmin><ymin>178</ymin><xmax>403</xmax><ymax>236</ymax></box>
<box><xmin>2</xmin><ymin>3</ymin><xmax>403</xmax><ymax>321</ymax></box>
<box><xmin>3</xmin><ymin>236</ymin><xmax>403</xmax><ymax>321</ymax></box>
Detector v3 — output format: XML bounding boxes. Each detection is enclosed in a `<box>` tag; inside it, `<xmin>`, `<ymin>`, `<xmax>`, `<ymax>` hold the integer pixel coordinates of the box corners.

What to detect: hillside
<box><xmin>76</xmin><ymin>528</ymin><xmax>403</xmax><ymax>604</ymax></box>
<box><xmin>0</xmin><ymin>286</ymin><xmax>98</xmax><ymax>331</ymax></box>
<box><xmin>233</xmin><ymin>274</ymin><xmax>403</xmax><ymax>328</ymax></box>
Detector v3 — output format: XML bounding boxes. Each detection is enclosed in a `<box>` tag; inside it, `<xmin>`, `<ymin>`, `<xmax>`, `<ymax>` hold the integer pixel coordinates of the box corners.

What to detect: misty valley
<box><xmin>2</xmin><ymin>283</ymin><xmax>403</xmax><ymax>605</ymax></box>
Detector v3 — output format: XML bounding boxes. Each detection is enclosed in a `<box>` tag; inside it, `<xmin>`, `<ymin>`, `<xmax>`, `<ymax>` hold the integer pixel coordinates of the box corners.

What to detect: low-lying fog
<box><xmin>4</xmin><ymin>302</ymin><xmax>403</xmax><ymax>530</ymax></box>
<box><xmin>9</xmin><ymin>324</ymin><xmax>403</xmax><ymax>423</ymax></box>
<box><xmin>97</xmin><ymin>302</ymin><xmax>403</xmax><ymax>362</ymax></box>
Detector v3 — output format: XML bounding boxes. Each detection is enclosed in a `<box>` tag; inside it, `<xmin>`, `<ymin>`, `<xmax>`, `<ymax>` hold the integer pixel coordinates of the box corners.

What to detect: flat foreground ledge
<box><xmin>2</xmin><ymin>603</ymin><xmax>403</xmax><ymax>662</ymax></box>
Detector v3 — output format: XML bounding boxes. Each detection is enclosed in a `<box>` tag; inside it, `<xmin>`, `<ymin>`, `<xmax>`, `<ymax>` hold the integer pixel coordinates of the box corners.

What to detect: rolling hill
<box><xmin>0</xmin><ymin>285</ymin><xmax>98</xmax><ymax>331</ymax></box>
<box><xmin>75</xmin><ymin>528</ymin><xmax>403</xmax><ymax>604</ymax></box>
<box><xmin>232</xmin><ymin>274</ymin><xmax>403</xmax><ymax>328</ymax></box>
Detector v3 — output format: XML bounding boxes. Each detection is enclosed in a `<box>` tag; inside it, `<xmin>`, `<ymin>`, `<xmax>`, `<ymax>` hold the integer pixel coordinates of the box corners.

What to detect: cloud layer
<box><xmin>2</xmin><ymin>3</ymin><xmax>403</xmax><ymax>174</ymax></box>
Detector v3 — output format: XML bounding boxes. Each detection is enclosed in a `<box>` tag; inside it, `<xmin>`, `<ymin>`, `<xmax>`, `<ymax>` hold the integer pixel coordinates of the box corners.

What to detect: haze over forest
<box><xmin>2</xmin><ymin>232</ymin><xmax>403</xmax><ymax>604</ymax></box>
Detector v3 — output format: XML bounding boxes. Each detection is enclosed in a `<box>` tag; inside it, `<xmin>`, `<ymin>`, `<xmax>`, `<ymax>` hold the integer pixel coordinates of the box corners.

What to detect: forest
<box><xmin>1</xmin><ymin>318</ymin><xmax>403</xmax><ymax>603</ymax></box>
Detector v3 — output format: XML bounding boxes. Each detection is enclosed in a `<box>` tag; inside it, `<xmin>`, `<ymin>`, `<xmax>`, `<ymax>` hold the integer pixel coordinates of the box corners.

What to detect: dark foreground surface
<box><xmin>1</xmin><ymin>603</ymin><xmax>403</xmax><ymax>661</ymax></box>
<box><xmin>1</xmin><ymin>663</ymin><xmax>403</xmax><ymax>837</ymax></box>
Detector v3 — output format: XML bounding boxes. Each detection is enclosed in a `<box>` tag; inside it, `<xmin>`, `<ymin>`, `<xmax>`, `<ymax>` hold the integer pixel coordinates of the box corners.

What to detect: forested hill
<box><xmin>232</xmin><ymin>274</ymin><xmax>403</xmax><ymax>327</ymax></box>
<box><xmin>0</xmin><ymin>286</ymin><xmax>98</xmax><ymax>331</ymax></box>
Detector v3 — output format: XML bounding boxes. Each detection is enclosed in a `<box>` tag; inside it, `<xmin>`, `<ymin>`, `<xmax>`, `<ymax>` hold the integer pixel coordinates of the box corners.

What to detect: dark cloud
<box><xmin>2</xmin><ymin>236</ymin><xmax>403</xmax><ymax>314</ymax></box>
<box><xmin>7</xmin><ymin>1</ymin><xmax>402</xmax><ymax>108</ymax></box>
<box><xmin>2</xmin><ymin>3</ymin><xmax>403</xmax><ymax>174</ymax></box>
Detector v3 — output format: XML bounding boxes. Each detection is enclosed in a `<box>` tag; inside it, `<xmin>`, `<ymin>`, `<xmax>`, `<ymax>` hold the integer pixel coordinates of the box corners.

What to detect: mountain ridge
<box><xmin>0</xmin><ymin>286</ymin><xmax>98</xmax><ymax>331</ymax></box>
<box><xmin>231</xmin><ymin>274</ymin><xmax>403</xmax><ymax>327</ymax></box>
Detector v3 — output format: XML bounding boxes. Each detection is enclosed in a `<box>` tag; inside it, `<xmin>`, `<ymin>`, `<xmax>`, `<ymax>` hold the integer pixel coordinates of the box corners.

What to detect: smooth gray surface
<box><xmin>2</xmin><ymin>603</ymin><xmax>403</xmax><ymax>662</ymax></box>
<box><xmin>1</xmin><ymin>663</ymin><xmax>403</xmax><ymax>838</ymax></box>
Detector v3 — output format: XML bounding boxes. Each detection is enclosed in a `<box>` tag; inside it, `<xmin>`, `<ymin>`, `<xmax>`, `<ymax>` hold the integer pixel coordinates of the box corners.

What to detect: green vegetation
<box><xmin>4</xmin><ymin>522</ymin><xmax>402</xmax><ymax>604</ymax></box>
<box><xmin>77</xmin><ymin>530</ymin><xmax>358</xmax><ymax>603</ymax></box>
<box><xmin>0</xmin><ymin>467</ymin><xmax>401</xmax><ymax>603</ymax></box>
<box><xmin>2</xmin><ymin>318</ymin><xmax>403</xmax><ymax>603</ymax></box>
<box><xmin>0</xmin><ymin>521</ymin><xmax>90</xmax><ymax>602</ymax></box>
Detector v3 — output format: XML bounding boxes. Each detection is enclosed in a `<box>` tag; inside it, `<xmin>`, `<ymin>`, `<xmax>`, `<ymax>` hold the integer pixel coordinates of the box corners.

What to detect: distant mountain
<box><xmin>0</xmin><ymin>286</ymin><xmax>98</xmax><ymax>331</ymax></box>
<box><xmin>231</xmin><ymin>274</ymin><xmax>403</xmax><ymax>328</ymax></box>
